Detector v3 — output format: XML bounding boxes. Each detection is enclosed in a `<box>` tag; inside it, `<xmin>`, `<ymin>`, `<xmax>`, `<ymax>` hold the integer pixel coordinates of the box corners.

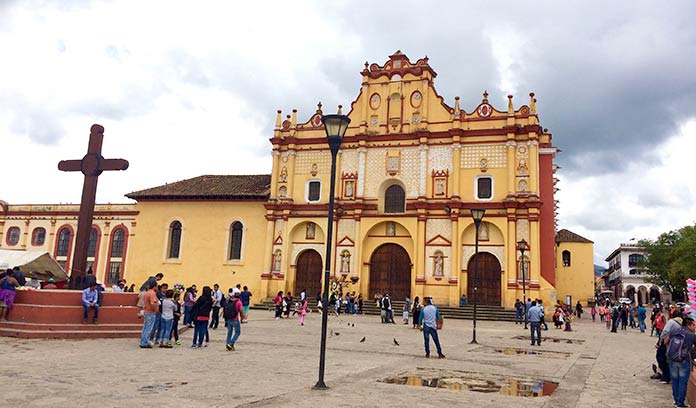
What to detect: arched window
<box><xmin>107</xmin><ymin>227</ymin><xmax>127</xmax><ymax>285</ymax></box>
<box><xmin>168</xmin><ymin>221</ymin><xmax>182</xmax><ymax>259</ymax></box>
<box><xmin>6</xmin><ymin>227</ymin><xmax>20</xmax><ymax>246</ymax></box>
<box><xmin>57</xmin><ymin>227</ymin><xmax>72</xmax><ymax>256</ymax></box>
<box><xmin>87</xmin><ymin>227</ymin><xmax>99</xmax><ymax>258</ymax></box>
<box><xmin>31</xmin><ymin>227</ymin><xmax>46</xmax><ymax>246</ymax></box>
<box><xmin>562</xmin><ymin>250</ymin><xmax>571</xmax><ymax>267</ymax></box>
<box><xmin>228</xmin><ymin>221</ymin><xmax>243</xmax><ymax>260</ymax></box>
<box><xmin>384</xmin><ymin>185</ymin><xmax>405</xmax><ymax>213</ymax></box>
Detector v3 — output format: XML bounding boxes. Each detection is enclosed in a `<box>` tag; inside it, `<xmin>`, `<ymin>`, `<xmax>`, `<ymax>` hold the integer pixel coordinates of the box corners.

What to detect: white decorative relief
<box><xmin>461</xmin><ymin>245</ymin><xmax>505</xmax><ymax>272</ymax></box>
<box><xmin>419</xmin><ymin>145</ymin><xmax>428</xmax><ymax>196</ymax></box>
<box><xmin>364</xmin><ymin>147</ymin><xmax>420</xmax><ymax>197</ymax></box>
<box><xmin>461</xmin><ymin>144</ymin><xmax>507</xmax><ymax>168</ymax></box>
<box><xmin>340</xmin><ymin>150</ymin><xmax>358</xmax><ymax>174</ymax></box>
<box><xmin>357</xmin><ymin>148</ymin><xmax>367</xmax><ymax>196</ymax></box>
<box><xmin>428</xmin><ymin>146</ymin><xmax>452</xmax><ymax>172</ymax></box>
<box><xmin>337</xmin><ymin>219</ymin><xmax>355</xmax><ymax>242</ymax></box>
<box><xmin>295</xmin><ymin>151</ymin><xmax>331</xmax><ymax>175</ymax></box>
<box><xmin>426</xmin><ymin>219</ymin><xmax>452</xmax><ymax>242</ymax></box>
<box><xmin>516</xmin><ymin>219</ymin><xmax>529</xmax><ymax>242</ymax></box>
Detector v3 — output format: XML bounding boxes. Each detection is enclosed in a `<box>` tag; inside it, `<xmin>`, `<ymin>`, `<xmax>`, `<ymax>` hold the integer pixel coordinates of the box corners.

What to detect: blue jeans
<box><xmin>192</xmin><ymin>320</ymin><xmax>208</xmax><ymax>346</ymax></box>
<box><xmin>158</xmin><ymin>318</ymin><xmax>173</xmax><ymax>343</ymax></box>
<box><xmin>423</xmin><ymin>325</ymin><xmax>442</xmax><ymax>355</ymax></box>
<box><xmin>530</xmin><ymin>322</ymin><xmax>542</xmax><ymax>345</ymax></box>
<box><xmin>183</xmin><ymin>305</ymin><xmax>192</xmax><ymax>325</ymax></box>
<box><xmin>82</xmin><ymin>302</ymin><xmax>99</xmax><ymax>319</ymax></box>
<box><xmin>226</xmin><ymin>319</ymin><xmax>241</xmax><ymax>346</ymax></box>
<box><xmin>150</xmin><ymin>314</ymin><xmax>162</xmax><ymax>340</ymax></box>
<box><xmin>515</xmin><ymin>309</ymin><xmax>523</xmax><ymax>324</ymax></box>
<box><xmin>669</xmin><ymin>359</ymin><xmax>691</xmax><ymax>406</ymax></box>
<box><xmin>638</xmin><ymin>317</ymin><xmax>646</xmax><ymax>333</ymax></box>
<box><xmin>140</xmin><ymin>313</ymin><xmax>157</xmax><ymax>347</ymax></box>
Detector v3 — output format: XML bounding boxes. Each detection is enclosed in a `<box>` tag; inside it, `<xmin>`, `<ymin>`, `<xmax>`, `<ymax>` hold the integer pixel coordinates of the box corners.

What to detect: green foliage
<box><xmin>640</xmin><ymin>224</ymin><xmax>696</xmax><ymax>296</ymax></box>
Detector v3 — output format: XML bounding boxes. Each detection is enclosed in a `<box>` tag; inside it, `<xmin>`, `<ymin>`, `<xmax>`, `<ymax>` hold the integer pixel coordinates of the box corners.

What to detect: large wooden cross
<box><xmin>58</xmin><ymin>124</ymin><xmax>129</xmax><ymax>289</ymax></box>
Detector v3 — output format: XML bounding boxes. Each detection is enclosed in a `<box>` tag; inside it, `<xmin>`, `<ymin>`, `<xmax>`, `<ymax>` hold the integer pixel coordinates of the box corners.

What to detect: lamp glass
<box><xmin>321</xmin><ymin>114</ymin><xmax>351</xmax><ymax>139</ymax></box>
<box><xmin>470</xmin><ymin>208</ymin><xmax>485</xmax><ymax>222</ymax></box>
<box><xmin>517</xmin><ymin>239</ymin><xmax>528</xmax><ymax>252</ymax></box>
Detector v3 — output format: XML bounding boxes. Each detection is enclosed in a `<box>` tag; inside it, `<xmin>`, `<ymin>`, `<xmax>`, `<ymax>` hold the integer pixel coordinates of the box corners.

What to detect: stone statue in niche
<box><xmin>518</xmin><ymin>179</ymin><xmax>528</xmax><ymax>192</ymax></box>
<box><xmin>345</xmin><ymin>180</ymin><xmax>354</xmax><ymax>197</ymax></box>
<box><xmin>279</xmin><ymin>167</ymin><xmax>287</xmax><ymax>183</ymax></box>
<box><xmin>433</xmin><ymin>252</ymin><xmax>444</xmax><ymax>276</ymax></box>
<box><xmin>306</xmin><ymin>222</ymin><xmax>315</xmax><ymax>239</ymax></box>
<box><xmin>479</xmin><ymin>222</ymin><xmax>489</xmax><ymax>241</ymax></box>
<box><xmin>278</xmin><ymin>186</ymin><xmax>287</xmax><ymax>198</ymax></box>
<box><xmin>273</xmin><ymin>251</ymin><xmax>282</xmax><ymax>272</ymax></box>
<box><xmin>386</xmin><ymin>222</ymin><xmax>396</xmax><ymax>236</ymax></box>
<box><xmin>517</xmin><ymin>159</ymin><xmax>528</xmax><ymax>175</ymax></box>
<box><xmin>341</xmin><ymin>251</ymin><xmax>351</xmax><ymax>273</ymax></box>
<box><xmin>311</xmin><ymin>163</ymin><xmax>318</xmax><ymax>176</ymax></box>
<box><xmin>435</xmin><ymin>178</ymin><xmax>445</xmax><ymax>195</ymax></box>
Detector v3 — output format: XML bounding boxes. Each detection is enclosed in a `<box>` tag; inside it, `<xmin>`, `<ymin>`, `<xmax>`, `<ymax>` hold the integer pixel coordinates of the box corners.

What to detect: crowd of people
<box><xmin>137</xmin><ymin>273</ymin><xmax>253</xmax><ymax>352</ymax></box>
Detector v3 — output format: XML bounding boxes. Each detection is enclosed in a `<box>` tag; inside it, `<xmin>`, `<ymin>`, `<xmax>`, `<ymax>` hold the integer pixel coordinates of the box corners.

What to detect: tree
<box><xmin>640</xmin><ymin>224</ymin><xmax>696</xmax><ymax>301</ymax></box>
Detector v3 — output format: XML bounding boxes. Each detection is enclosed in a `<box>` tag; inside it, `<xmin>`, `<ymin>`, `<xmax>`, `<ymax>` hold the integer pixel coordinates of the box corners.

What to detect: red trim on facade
<box><xmin>30</xmin><ymin>227</ymin><xmax>46</xmax><ymax>246</ymax></box>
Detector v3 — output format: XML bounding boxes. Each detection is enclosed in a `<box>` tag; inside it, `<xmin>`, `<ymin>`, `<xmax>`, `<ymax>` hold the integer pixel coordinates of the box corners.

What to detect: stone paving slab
<box><xmin>0</xmin><ymin>310</ymin><xmax>674</xmax><ymax>407</ymax></box>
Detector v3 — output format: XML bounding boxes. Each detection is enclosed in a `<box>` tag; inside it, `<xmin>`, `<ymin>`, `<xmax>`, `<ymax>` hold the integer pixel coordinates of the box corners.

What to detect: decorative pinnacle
<box><xmin>316</xmin><ymin>101</ymin><xmax>323</xmax><ymax>114</ymax></box>
<box><xmin>529</xmin><ymin>93</ymin><xmax>537</xmax><ymax>113</ymax></box>
<box><xmin>482</xmin><ymin>90</ymin><xmax>489</xmax><ymax>102</ymax></box>
<box><xmin>275</xmin><ymin>110</ymin><xmax>282</xmax><ymax>128</ymax></box>
<box><xmin>337</xmin><ymin>104</ymin><xmax>343</xmax><ymax>115</ymax></box>
<box><xmin>507</xmin><ymin>95</ymin><xmax>514</xmax><ymax>112</ymax></box>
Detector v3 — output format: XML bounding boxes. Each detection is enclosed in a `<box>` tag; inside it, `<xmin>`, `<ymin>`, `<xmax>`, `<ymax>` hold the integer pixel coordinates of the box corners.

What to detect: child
<box><xmin>158</xmin><ymin>290</ymin><xmax>176</xmax><ymax>348</ymax></box>
<box><xmin>590</xmin><ymin>306</ymin><xmax>596</xmax><ymax>322</ymax></box>
<box><xmin>170</xmin><ymin>292</ymin><xmax>182</xmax><ymax>345</ymax></box>
<box><xmin>402</xmin><ymin>300</ymin><xmax>410</xmax><ymax>324</ymax></box>
<box><xmin>299</xmin><ymin>298</ymin><xmax>308</xmax><ymax>326</ymax></box>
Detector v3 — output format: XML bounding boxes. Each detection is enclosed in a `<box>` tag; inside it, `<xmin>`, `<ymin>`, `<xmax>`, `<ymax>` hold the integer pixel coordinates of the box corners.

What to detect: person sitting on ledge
<box><xmin>82</xmin><ymin>282</ymin><xmax>100</xmax><ymax>324</ymax></box>
<box><xmin>43</xmin><ymin>278</ymin><xmax>58</xmax><ymax>289</ymax></box>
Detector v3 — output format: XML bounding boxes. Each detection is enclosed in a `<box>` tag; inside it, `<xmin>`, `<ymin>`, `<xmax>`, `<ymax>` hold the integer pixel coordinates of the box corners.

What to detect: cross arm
<box><xmin>58</xmin><ymin>160</ymin><xmax>83</xmax><ymax>172</ymax></box>
<box><xmin>100</xmin><ymin>159</ymin><xmax>129</xmax><ymax>171</ymax></box>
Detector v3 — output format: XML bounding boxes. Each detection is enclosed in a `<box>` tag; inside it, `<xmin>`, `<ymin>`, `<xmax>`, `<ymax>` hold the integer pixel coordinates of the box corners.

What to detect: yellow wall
<box><xmin>125</xmin><ymin>200</ymin><xmax>268</xmax><ymax>296</ymax></box>
<box><xmin>554</xmin><ymin>241</ymin><xmax>595</xmax><ymax>307</ymax></box>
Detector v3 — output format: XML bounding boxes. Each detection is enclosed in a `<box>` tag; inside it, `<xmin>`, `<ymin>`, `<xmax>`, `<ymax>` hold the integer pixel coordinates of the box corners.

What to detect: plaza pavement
<box><xmin>0</xmin><ymin>309</ymin><xmax>673</xmax><ymax>407</ymax></box>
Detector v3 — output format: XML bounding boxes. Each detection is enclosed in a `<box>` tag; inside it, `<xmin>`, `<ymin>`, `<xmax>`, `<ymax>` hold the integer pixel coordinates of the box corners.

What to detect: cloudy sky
<box><xmin>2</xmin><ymin>1</ymin><xmax>695</xmax><ymax>264</ymax></box>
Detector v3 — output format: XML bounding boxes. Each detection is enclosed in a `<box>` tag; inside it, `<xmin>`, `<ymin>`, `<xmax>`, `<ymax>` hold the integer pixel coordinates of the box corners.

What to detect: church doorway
<box><xmin>369</xmin><ymin>243</ymin><xmax>412</xmax><ymax>300</ymax></box>
<box><xmin>295</xmin><ymin>249</ymin><xmax>323</xmax><ymax>298</ymax></box>
<box><xmin>466</xmin><ymin>252</ymin><xmax>501</xmax><ymax>306</ymax></box>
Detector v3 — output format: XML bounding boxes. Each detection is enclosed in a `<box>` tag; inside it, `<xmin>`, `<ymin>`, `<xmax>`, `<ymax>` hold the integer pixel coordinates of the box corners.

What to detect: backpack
<box><xmin>667</xmin><ymin>330</ymin><xmax>690</xmax><ymax>362</ymax></box>
<box><xmin>223</xmin><ymin>299</ymin><xmax>239</xmax><ymax>320</ymax></box>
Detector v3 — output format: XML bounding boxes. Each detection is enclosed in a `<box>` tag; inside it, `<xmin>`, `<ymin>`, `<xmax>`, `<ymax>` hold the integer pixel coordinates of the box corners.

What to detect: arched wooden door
<box><xmin>295</xmin><ymin>250</ymin><xmax>323</xmax><ymax>298</ymax></box>
<box><xmin>369</xmin><ymin>243</ymin><xmax>412</xmax><ymax>300</ymax></box>
<box><xmin>466</xmin><ymin>252</ymin><xmax>501</xmax><ymax>306</ymax></box>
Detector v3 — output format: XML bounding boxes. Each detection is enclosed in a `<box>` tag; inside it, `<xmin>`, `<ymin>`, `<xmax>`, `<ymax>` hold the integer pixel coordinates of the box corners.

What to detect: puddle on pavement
<box><xmin>381</xmin><ymin>367</ymin><xmax>558</xmax><ymax>397</ymax></box>
<box><xmin>512</xmin><ymin>335</ymin><xmax>585</xmax><ymax>344</ymax></box>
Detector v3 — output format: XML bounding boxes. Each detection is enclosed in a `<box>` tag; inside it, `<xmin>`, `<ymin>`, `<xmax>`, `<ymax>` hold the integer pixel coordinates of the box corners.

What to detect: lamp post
<box><xmin>517</xmin><ymin>239</ymin><xmax>528</xmax><ymax>329</ymax></box>
<box><xmin>470</xmin><ymin>208</ymin><xmax>485</xmax><ymax>344</ymax></box>
<box><xmin>314</xmin><ymin>113</ymin><xmax>350</xmax><ymax>390</ymax></box>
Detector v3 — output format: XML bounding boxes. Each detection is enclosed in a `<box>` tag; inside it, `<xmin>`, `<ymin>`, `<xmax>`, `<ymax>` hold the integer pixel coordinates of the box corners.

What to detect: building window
<box><xmin>31</xmin><ymin>228</ymin><xmax>46</xmax><ymax>246</ymax></box>
<box><xmin>384</xmin><ymin>185</ymin><xmax>405</xmax><ymax>213</ymax></box>
<box><xmin>111</xmin><ymin>228</ymin><xmax>125</xmax><ymax>258</ymax></box>
<box><xmin>229</xmin><ymin>221</ymin><xmax>243</xmax><ymax>260</ymax></box>
<box><xmin>629</xmin><ymin>269</ymin><xmax>638</xmax><ymax>275</ymax></box>
<box><xmin>87</xmin><ymin>227</ymin><xmax>99</xmax><ymax>258</ymax></box>
<box><xmin>168</xmin><ymin>221</ymin><xmax>182</xmax><ymax>259</ymax></box>
<box><xmin>562</xmin><ymin>250</ymin><xmax>571</xmax><ymax>267</ymax></box>
<box><xmin>107</xmin><ymin>262</ymin><xmax>121</xmax><ymax>285</ymax></box>
<box><xmin>6</xmin><ymin>227</ymin><xmax>20</xmax><ymax>246</ymax></box>
<box><xmin>307</xmin><ymin>181</ymin><xmax>321</xmax><ymax>202</ymax></box>
<box><xmin>628</xmin><ymin>254</ymin><xmax>642</xmax><ymax>267</ymax></box>
<box><xmin>476</xmin><ymin>176</ymin><xmax>493</xmax><ymax>200</ymax></box>
<box><xmin>57</xmin><ymin>227</ymin><xmax>72</xmax><ymax>257</ymax></box>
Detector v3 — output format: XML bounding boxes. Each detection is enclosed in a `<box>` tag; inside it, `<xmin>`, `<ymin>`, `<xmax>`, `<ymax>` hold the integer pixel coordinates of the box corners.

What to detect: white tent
<box><xmin>0</xmin><ymin>249</ymin><xmax>68</xmax><ymax>281</ymax></box>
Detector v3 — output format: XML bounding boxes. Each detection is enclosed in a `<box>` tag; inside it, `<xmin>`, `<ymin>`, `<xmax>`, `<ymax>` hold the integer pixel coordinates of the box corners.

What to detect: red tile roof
<box><xmin>126</xmin><ymin>175</ymin><xmax>271</xmax><ymax>200</ymax></box>
<box><xmin>555</xmin><ymin>229</ymin><xmax>593</xmax><ymax>244</ymax></box>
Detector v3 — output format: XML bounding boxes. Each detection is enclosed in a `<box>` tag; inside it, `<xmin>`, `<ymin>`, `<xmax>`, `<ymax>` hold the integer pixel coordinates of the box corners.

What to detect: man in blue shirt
<box><xmin>239</xmin><ymin>286</ymin><xmax>252</xmax><ymax>323</ymax></box>
<box><xmin>515</xmin><ymin>299</ymin><xmax>523</xmax><ymax>324</ymax></box>
<box><xmin>418</xmin><ymin>297</ymin><xmax>445</xmax><ymax>359</ymax></box>
<box><xmin>666</xmin><ymin>317</ymin><xmax>696</xmax><ymax>407</ymax></box>
<box><xmin>637</xmin><ymin>303</ymin><xmax>647</xmax><ymax>333</ymax></box>
<box><xmin>81</xmin><ymin>282</ymin><xmax>99</xmax><ymax>324</ymax></box>
<box><xmin>527</xmin><ymin>300</ymin><xmax>543</xmax><ymax>346</ymax></box>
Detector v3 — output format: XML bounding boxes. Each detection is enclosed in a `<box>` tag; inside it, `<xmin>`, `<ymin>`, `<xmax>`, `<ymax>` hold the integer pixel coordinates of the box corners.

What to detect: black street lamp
<box><xmin>470</xmin><ymin>208</ymin><xmax>485</xmax><ymax>344</ymax></box>
<box><xmin>314</xmin><ymin>112</ymin><xmax>350</xmax><ymax>390</ymax></box>
<box><xmin>517</xmin><ymin>239</ymin><xmax>528</xmax><ymax>330</ymax></box>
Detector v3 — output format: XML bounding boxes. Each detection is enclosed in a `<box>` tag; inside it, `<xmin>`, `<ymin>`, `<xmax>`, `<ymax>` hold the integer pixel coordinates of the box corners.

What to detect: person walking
<box><xmin>665</xmin><ymin>316</ymin><xmax>696</xmax><ymax>407</ymax></box>
<box><xmin>299</xmin><ymin>297</ymin><xmax>308</xmax><ymax>326</ymax></box>
<box><xmin>514</xmin><ymin>299</ymin><xmax>523</xmax><ymax>325</ymax></box>
<box><xmin>357</xmin><ymin>293</ymin><xmax>364</xmax><ymax>315</ymax></box>
<box><xmin>224</xmin><ymin>291</ymin><xmax>243</xmax><ymax>351</ymax></box>
<box><xmin>403</xmin><ymin>296</ymin><xmax>411</xmax><ymax>324</ymax></box>
<box><xmin>637</xmin><ymin>303</ymin><xmax>647</xmax><ymax>333</ymax></box>
<box><xmin>239</xmin><ymin>285</ymin><xmax>252</xmax><ymax>323</ymax></box>
<box><xmin>575</xmin><ymin>301</ymin><xmax>583</xmax><ymax>319</ymax></box>
<box><xmin>590</xmin><ymin>305</ymin><xmax>596</xmax><ymax>322</ymax></box>
<box><xmin>139</xmin><ymin>281</ymin><xmax>159</xmax><ymax>348</ymax></box>
<box><xmin>527</xmin><ymin>300</ymin><xmax>543</xmax><ymax>346</ymax></box>
<box><xmin>170</xmin><ymin>292</ymin><xmax>182</xmax><ymax>345</ymax></box>
<box><xmin>190</xmin><ymin>286</ymin><xmax>213</xmax><ymax>348</ymax></box>
<box><xmin>418</xmin><ymin>297</ymin><xmax>445</xmax><ymax>359</ymax></box>
<box><xmin>210</xmin><ymin>284</ymin><xmax>223</xmax><ymax>330</ymax></box>
<box><xmin>412</xmin><ymin>296</ymin><xmax>421</xmax><ymax>329</ymax></box>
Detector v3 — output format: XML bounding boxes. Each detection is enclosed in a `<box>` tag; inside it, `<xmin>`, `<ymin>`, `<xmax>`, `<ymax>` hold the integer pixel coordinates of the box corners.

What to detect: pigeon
<box><xmin>347</xmin><ymin>323</ymin><xmax>350</xmax><ymax>326</ymax></box>
<box><xmin>360</xmin><ymin>336</ymin><xmax>366</xmax><ymax>343</ymax></box>
<box><xmin>335</xmin><ymin>332</ymin><xmax>340</xmax><ymax>336</ymax></box>
<box><xmin>393</xmin><ymin>338</ymin><xmax>400</xmax><ymax>346</ymax></box>
<box><xmin>351</xmin><ymin>323</ymin><xmax>355</xmax><ymax>327</ymax></box>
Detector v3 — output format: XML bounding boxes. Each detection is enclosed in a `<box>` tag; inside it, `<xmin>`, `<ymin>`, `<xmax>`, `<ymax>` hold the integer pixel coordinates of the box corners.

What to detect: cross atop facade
<box><xmin>58</xmin><ymin>124</ymin><xmax>129</xmax><ymax>289</ymax></box>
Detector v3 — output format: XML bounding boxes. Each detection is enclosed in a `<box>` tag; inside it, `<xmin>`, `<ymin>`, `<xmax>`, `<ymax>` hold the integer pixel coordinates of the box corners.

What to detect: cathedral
<box><xmin>0</xmin><ymin>52</ymin><xmax>595</xmax><ymax>308</ymax></box>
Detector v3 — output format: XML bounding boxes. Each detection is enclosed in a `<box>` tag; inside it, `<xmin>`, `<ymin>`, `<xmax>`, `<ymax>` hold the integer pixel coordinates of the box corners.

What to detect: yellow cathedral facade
<box><xmin>0</xmin><ymin>52</ymin><xmax>595</xmax><ymax>308</ymax></box>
